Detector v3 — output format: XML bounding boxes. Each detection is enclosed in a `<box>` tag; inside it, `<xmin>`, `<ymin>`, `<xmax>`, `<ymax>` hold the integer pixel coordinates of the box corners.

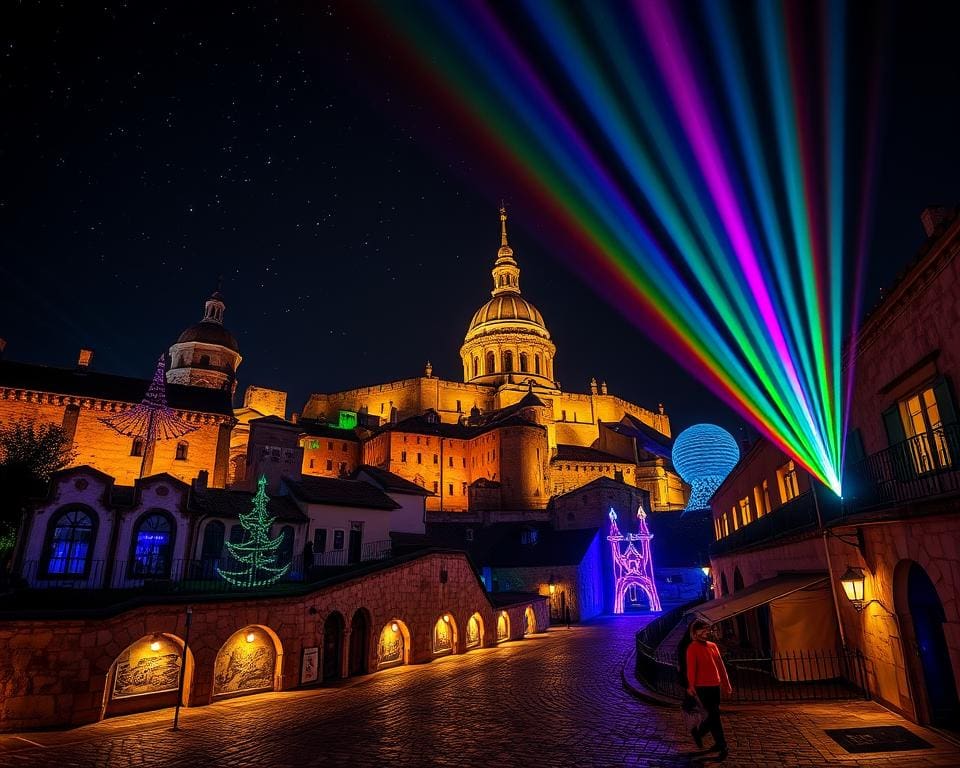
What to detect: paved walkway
<box><xmin>0</xmin><ymin>617</ymin><xmax>956</xmax><ymax>768</ymax></box>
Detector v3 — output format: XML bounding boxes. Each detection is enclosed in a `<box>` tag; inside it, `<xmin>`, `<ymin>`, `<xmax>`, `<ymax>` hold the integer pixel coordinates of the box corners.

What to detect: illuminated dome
<box><xmin>460</xmin><ymin>207</ymin><xmax>557</xmax><ymax>388</ymax></box>
<box><xmin>671</xmin><ymin>424</ymin><xmax>740</xmax><ymax>511</ymax></box>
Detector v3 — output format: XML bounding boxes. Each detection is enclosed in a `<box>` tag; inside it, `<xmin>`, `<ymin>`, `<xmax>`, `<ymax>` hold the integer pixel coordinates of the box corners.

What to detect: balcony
<box><xmin>709</xmin><ymin>491</ymin><xmax>832</xmax><ymax>557</ymax></box>
<box><xmin>843</xmin><ymin>423</ymin><xmax>960</xmax><ymax>513</ymax></box>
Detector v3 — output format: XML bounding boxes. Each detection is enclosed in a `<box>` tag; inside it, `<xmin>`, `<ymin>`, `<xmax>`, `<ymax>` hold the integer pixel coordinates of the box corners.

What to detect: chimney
<box><xmin>77</xmin><ymin>348</ymin><xmax>94</xmax><ymax>368</ymax></box>
<box><xmin>920</xmin><ymin>207</ymin><xmax>950</xmax><ymax>238</ymax></box>
<box><xmin>194</xmin><ymin>469</ymin><xmax>209</xmax><ymax>492</ymax></box>
<box><xmin>291</xmin><ymin>412</ymin><xmax>299</xmax><ymax>424</ymax></box>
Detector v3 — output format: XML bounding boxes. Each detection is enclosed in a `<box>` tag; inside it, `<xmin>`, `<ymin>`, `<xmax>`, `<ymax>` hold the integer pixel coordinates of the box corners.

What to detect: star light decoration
<box><xmin>98</xmin><ymin>356</ymin><xmax>197</xmax><ymax>478</ymax></box>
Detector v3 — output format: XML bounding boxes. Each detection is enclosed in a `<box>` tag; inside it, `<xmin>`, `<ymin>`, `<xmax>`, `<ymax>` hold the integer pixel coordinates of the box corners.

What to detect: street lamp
<box><xmin>839</xmin><ymin>566</ymin><xmax>866</xmax><ymax>612</ymax></box>
<box><xmin>548</xmin><ymin>574</ymin><xmax>556</xmax><ymax>595</ymax></box>
<box><xmin>700</xmin><ymin>565</ymin><xmax>711</xmax><ymax>578</ymax></box>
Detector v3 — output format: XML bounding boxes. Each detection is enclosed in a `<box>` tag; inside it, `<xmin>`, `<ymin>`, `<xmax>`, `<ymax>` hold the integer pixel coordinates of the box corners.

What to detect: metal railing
<box><xmin>709</xmin><ymin>492</ymin><xmax>824</xmax><ymax>556</ymax></box>
<box><xmin>636</xmin><ymin>632</ymin><xmax>870</xmax><ymax>703</ymax></box>
<box><xmin>19</xmin><ymin>540</ymin><xmax>395</xmax><ymax>595</ymax></box>
<box><xmin>843</xmin><ymin>423</ymin><xmax>960</xmax><ymax>511</ymax></box>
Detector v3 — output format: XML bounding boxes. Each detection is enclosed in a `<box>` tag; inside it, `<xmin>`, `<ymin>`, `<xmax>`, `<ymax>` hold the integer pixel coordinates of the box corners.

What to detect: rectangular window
<box><xmin>333</xmin><ymin>529</ymin><xmax>345</xmax><ymax>550</ymax></box>
<box><xmin>433</xmin><ymin>481</ymin><xmax>439</xmax><ymax>493</ymax></box>
<box><xmin>327</xmin><ymin>441</ymin><xmax>333</xmax><ymax>450</ymax></box>
<box><xmin>448</xmin><ymin>456</ymin><xmax>454</xmax><ymax>467</ymax></box>
<box><xmin>314</xmin><ymin>529</ymin><xmax>327</xmax><ymax>552</ymax></box>
<box><xmin>739</xmin><ymin>496</ymin><xmax>752</xmax><ymax>525</ymax></box>
<box><xmin>309</xmin><ymin>459</ymin><xmax>315</xmax><ymax>469</ymax></box>
<box><xmin>462</xmin><ymin>482</ymin><xmax>468</xmax><ymax>495</ymax></box>
<box><xmin>326</xmin><ymin>459</ymin><xmax>333</xmax><ymax>471</ymax></box>
<box><xmin>401</xmin><ymin>451</ymin><xmax>407</xmax><ymax>463</ymax></box>
<box><xmin>898</xmin><ymin>386</ymin><xmax>953</xmax><ymax>472</ymax></box>
<box><xmin>448</xmin><ymin>483</ymin><xmax>454</xmax><ymax>496</ymax></box>
<box><xmin>456</xmin><ymin>400</ymin><xmax>462</xmax><ymax>412</ymax></box>
<box><xmin>310</xmin><ymin>439</ymin><xmax>320</xmax><ymax>449</ymax></box>
<box><xmin>417</xmin><ymin>453</ymin><xmax>422</xmax><ymax>464</ymax></box>
<box><xmin>433</xmin><ymin>454</ymin><xmax>439</xmax><ymax>464</ymax></box>
<box><xmin>777</xmin><ymin>461</ymin><xmax>800</xmax><ymax>503</ymax></box>
<box><xmin>762</xmin><ymin>480</ymin><xmax>772</xmax><ymax>514</ymax></box>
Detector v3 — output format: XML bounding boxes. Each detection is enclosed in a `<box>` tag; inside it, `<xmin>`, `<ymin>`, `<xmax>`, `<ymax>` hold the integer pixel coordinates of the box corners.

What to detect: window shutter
<box><xmin>882</xmin><ymin>406</ymin><xmax>906</xmax><ymax>446</ymax></box>
<box><xmin>932</xmin><ymin>377</ymin><xmax>958</xmax><ymax>425</ymax></box>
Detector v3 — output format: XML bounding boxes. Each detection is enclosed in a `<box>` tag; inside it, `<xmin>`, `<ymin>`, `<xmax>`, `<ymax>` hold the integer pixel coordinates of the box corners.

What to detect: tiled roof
<box><xmin>606</xmin><ymin>414</ymin><xmax>673</xmax><ymax>459</ymax></box>
<box><xmin>552</xmin><ymin>444</ymin><xmax>631</xmax><ymax>464</ymax></box>
<box><xmin>352</xmin><ymin>465</ymin><xmax>433</xmax><ymax>496</ymax></box>
<box><xmin>0</xmin><ymin>359</ymin><xmax>234</xmax><ymax>417</ymax></box>
<box><xmin>189</xmin><ymin>488</ymin><xmax>307</xmax><ymax>523</ymax></box>
<box><xmin>284</xmin><ymin>475</ymin><xmax>400</xmax><ymax>510</ymax></box>
<box><xmin>552</xmin><ymin>475</ymin><xmax>644</xmax><ymax>499</ymax></box>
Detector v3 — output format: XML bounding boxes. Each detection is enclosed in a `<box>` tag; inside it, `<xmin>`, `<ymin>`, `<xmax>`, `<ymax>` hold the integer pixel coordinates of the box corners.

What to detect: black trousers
<box><xmin>695</xmin><ymin>685</ymin><xmax>727</xmax><ymax>750</ymax></box>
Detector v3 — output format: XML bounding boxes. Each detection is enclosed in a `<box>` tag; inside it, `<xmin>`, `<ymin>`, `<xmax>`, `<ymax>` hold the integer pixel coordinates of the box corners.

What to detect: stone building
<box><xmin>299</xmin><ymin>209</ymin><xmax>688</xmax><ymax>513</ymax></box>
<box><xmin>166</xmin><ymin>290</ymin><xmax>242</xmax><ymax>394</ymax></box>
<box><xmin>703</xmin><ymin>207</ymin><xmax>960</xmax><ymax>728</ymax></box>
<box><xmin>0</xmin><ymin>353</ymin><xmax>235</xmax><ymax>488</ymax></box>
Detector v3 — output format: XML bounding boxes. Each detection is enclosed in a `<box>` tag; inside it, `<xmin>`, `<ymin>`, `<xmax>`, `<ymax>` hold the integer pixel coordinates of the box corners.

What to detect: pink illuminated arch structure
<box><xmin>608</xmin><ymin>506</ymin><xmax>662</xmax><ymax>614</ymax></box>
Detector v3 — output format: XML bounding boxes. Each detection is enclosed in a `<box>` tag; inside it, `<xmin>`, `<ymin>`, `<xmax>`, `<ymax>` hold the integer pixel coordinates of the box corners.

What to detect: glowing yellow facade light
<box><xmin>245</xmin><ymin>631</ymin><xmax>256</xmax><ymax>643</ymax></box>
<box><xmin>391</xmin><ymin>622</ymin><xmax>399</xmax><ymax>633</ymax></box>
<box><xmin>150</xmin><ymin>640</ymin><xmax>161</xmax><ymax>652</ymax></box>
<box><xmin>442</xmin><ymin>614</ymin><xmax>450</xmax><ymax>623</ymax></box>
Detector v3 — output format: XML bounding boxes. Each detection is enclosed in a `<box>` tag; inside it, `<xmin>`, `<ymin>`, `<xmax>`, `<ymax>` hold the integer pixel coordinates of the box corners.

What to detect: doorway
<box><xmin>323</xmin><ymin>612</ymin><xmax>345</xmax><ymax>681</ymax></box>
<box><xmin>348</xmin><ymin>522</ymin><xmax>363</xmax><ymax>564</ymax></box>
<box><xmin>348</xmin><ymin>609</ymin><xmax>369</xmax><ymax>676</ymax></box>
<box><xmin>905</xmin><ymin>562</ymin><xmax>960</xmax><ymax>727</ymax></box>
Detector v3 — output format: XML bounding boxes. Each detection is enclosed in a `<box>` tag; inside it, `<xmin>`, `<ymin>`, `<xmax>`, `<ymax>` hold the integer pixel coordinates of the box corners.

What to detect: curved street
<box><xmin>0</xmin><ymin>617</ymin><xmax>955</xmax><ymax>768</ymax></box>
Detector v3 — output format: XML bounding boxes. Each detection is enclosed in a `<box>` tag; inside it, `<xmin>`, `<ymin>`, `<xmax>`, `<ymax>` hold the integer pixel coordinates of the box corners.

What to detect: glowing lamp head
<box><xmin>700</xmin><ymin>566</ymin><xmax>711</xmax><ymax>578</ymax></box>
<box><xmin>501</xmin><ymin>610</ymin><xmax>508</xmax><ymax>618</ymax></box>
<box><xmin>671</xmin><ymin>424</ymin><xmax>740</xmax><ymax>511</ymax></box>
<box><xmin>442</xmin><ymin>614</ymin><xmax>450</xmax><ymax>623</ymax></box>
<box><xmin>150</xmin><ymin>639</ymin><xmax>161</xmax><ymax>652</ymax></box>
<box><xmin>245</xmin><ymin>631</ymin><xmax>256</xmax><ymax>643</ymax></box>
<box><xmin>840</xmin><ymin>566</ymin><xmax>866</xmax><ymax>611</ymax></box>
<box><xmin>391</xmin><ymin>622</ymin><xmax>399</xmax><ymax>633</ymax></box>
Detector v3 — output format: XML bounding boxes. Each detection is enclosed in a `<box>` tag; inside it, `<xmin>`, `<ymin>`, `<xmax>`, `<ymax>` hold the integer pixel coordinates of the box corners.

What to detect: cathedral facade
<box><xmin>298</xmin><ymin>209</ymin><xmax>688</xmax><ymax>512</ymax></box>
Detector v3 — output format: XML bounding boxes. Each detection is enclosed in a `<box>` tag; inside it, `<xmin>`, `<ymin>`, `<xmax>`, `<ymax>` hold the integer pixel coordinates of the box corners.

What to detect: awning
<box><xmin>689</xmin><ymin>573</ymin><xmax>829</xmax><ymax>623</ymax></box>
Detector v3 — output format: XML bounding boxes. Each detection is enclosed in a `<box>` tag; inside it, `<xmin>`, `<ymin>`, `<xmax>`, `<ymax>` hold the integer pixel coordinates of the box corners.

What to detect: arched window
<box><xmin>519</xmin><ymin>352</ymin><xmax>528</xmax><ymax>373</ymax></box>
<box><xmin>485</xmin><ymin>351</ymin><xmax>496</xmax><ymax>374</ymax></box>
<box><xmin>503</xmin><ymin>351</ymin><xmax>514</xmax><ymax>373</ymax></box>
<box><xmin>130</xmin><ymin>437</ymin><xmax>145</xmax><ymax>457</ymax></box>
<box><xmin>534</xmin><ymin>354</ymin><xmax>541</xmax><ymax>375</ymax></box>
<box><xmin>45</xmin><ymin>508</ymin><xmax>95</xmax><ymax>575</ymax></box>
<box><xmin>472</xmin><ymin>357</ymin><xmax>479</xmax><ymax>378</ymax></box>
<box><xmin>175</xmin><ymin>441</ymin><xmax>189</xmax><ymax>461</ymax></box>
<box><xmin>130</xmin><ymin>513</ymin><xmax>174</xmax><ymax>578</ymax></box>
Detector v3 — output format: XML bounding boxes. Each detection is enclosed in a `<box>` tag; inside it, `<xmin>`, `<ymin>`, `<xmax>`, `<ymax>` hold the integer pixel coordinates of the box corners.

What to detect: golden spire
<box><xmin>500</xmin><ymin>202</ymin><xmax>509</xmax><ymax>247</ymax></box>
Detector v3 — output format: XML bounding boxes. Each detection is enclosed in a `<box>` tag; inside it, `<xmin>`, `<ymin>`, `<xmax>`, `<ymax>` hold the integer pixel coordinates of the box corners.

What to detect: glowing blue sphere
<box><xmin>671</xmin><ymin>424</ymin><xmax>740</xmax><ymax>511</ymax></box>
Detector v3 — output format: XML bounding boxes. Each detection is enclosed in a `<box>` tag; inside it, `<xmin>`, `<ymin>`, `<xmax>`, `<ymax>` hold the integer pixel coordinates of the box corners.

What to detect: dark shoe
<box><xmin>691</xmin><ymin>728</ymin><xmax>703</xmax><ymax>749</ymax></box>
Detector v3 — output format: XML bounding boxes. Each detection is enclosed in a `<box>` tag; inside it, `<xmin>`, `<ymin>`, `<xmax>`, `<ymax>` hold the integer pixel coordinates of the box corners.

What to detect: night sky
<box><xmin>2</xmin><ymin>2</ymin><xmax>958</xmax><ymax>439</ymax></box>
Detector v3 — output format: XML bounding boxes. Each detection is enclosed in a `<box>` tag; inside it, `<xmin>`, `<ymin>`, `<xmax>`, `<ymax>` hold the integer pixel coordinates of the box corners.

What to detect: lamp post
<box><xmin>171</xmin><ymin>606</ymin><xmax>193</xmax><ymax>732</ymax></box>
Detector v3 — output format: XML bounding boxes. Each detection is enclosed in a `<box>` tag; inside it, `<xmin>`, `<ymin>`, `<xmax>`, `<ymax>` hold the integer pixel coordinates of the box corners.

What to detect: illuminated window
<box><xmin>45</xmin><ymin>508</ymin><xmax>94</xmax><ymax>575</ymax></box>
<box><xmin>762</xmin><ymin>480</ymin><xmax>771</xmax><ymax>515</ymax></box>
<box><xmin>730</xmin><ymin>505</ymin><xmax>739</xmax><ymax>530</ymax></box>
<box><xmin>310</xmin><ymin>440</ymin><xmax>320</xmax><ymax>450</ymax></box>
<box><xmin>896</xmin><ymin>386</ymin><xmax>953</xmax><ymax>473</ymax></box>
<box><xmin>739</xmin><ymin>496</ymin><xmax>752</xmax><ymax>525</ymax></box>
<box><xmin>130</xmin><ymin>513</ymin><xmax>173</xmax><ymax>577</ymax></box>
<box><xmin>777</xmin><ymin>461</ymin><xmax>800</xmax><ymax>503</ymax></box>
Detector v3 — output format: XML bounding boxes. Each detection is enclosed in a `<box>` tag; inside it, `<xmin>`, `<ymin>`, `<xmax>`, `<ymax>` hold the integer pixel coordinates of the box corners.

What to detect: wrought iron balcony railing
<box><xmin>709</xmin><ymin>491</ymin><xmax>824</xmax><ymax>557</ymax></box>
<box><xmin>842</xmin><ymin>422</ymin><xmax>960</xmax><ymax>512</ymax></box>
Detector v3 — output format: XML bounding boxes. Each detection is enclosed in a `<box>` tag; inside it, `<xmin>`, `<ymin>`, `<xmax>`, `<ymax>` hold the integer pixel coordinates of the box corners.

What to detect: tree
<box><xmin>217</xmin><ymin>475</ymin><xmax>290</xmax><ymax>587</ymax></box>
<box><xmin>0</xmin><ymin>420</ymin><xmax>75</xmax><ymax>561</ymax></box>
<box><xmin>0</xmin><ymin>420</ymin><xmax>75</xmax><ymax>526</ymax></box>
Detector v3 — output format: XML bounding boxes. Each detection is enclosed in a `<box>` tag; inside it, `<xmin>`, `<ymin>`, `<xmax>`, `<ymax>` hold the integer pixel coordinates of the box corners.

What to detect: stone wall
<box><xmin>0</xmin><ymin>551</ymin><xmax>549</xmax><ymax>732</ymax></box>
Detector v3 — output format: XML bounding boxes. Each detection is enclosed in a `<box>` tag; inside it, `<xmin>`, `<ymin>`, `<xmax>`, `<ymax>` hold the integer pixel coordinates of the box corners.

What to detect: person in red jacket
<box><xmin>685</xmin><ymin>619</ymin><xmax>732</xmax><ymax>759</ymax></box>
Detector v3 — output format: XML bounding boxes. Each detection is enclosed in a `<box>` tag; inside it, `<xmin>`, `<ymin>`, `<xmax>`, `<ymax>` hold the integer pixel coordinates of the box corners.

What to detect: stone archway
<box><xmin>323</xmin><ymin>611</ymin><xmax>346</xmax><ymax>681</ymax></box>
<box><xmin>348</xmin><ymin>609</ymin><xmax>370</xmax><ymax>676</ymax></box>
<box><xmin>496</xmin><ymin>611</ymin><xmax>510</xmax><ymax>643</ymax></box>
<box><xmin>894</xmin><ymin>559</ymin><xmax>960</xmax><ymax>726</ymax></box>
<box><xmin>103</xmin><ymin>633</ymin><xmax>193</xmax><ymax>719</ymax></box>
<box><xmin>377</xmin><ymin>619</ymin><xmax>411</xmax><ymax>669</ymax></box>
<box><xmin>523</xmin><ymin>606</ymin><xmax>537</xmax><ymax>635</ymax></box>
<box><xmin>432</xmin><ymin>613</ymin><xmax>458</xmax><ymax>656</ymax></box>
<box><xmin>465</xmin><ymin>612</ymin><xmax>484</xmax><ymax>650</ymax></box>
<box><xmin>212</xmin><ymin>625</ymin><xmax>281</xmax><ymax>699</ymax></box>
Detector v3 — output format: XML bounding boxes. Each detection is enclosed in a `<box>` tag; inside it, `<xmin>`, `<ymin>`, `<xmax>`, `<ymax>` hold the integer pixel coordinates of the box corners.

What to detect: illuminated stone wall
<box><xmin>0</xmin><ymin>390</ymin><xmax>231</xmax><ymax>487</ymax></box>
<box><xmin>0</xmin><ymin>551</ymin><xmax>549</xmax><ymax>732</ymax></box>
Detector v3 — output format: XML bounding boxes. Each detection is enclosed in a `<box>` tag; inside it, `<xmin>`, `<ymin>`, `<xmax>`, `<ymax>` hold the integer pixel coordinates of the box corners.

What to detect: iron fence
<box><xmin>636</xmin><ymin>634</ymin><xmax>870</xmax><ymax>703</ymax></box>
<box><xmin>19</xmin><ymin>539</ymin><xmax>394</xmax><ymax>595</ymax></box>
<box><xmin>843</xmin><ymin>423</ymin><xmax>960</xmax><ymax>511</ymax></box>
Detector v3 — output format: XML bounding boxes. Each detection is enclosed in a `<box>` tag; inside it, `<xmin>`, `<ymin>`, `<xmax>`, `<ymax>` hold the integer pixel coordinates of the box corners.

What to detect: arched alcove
<box><xmin>432</xmin><ymin>613</ymin><xmax>458</xmax><ymax>656</ymax></box>
<box><xmin>496</xmin><ymin>611</ymin><xmax>510</xmax><ymax>643</ymax></box>
<box><xmin>377</xmin><ymin>619</ymin><xmax>411</xmax><ymax>669</ymax></box>
<box><xmin>103</xmin><ymin>632</ymin><xmax>193</xmax><ymax>719</ymax></box>
<box><xmin>465</xmin><ymin>612</ymin><xmax>484</xmax><ymax>649</ymax></box>
<box><xmin>212</xmin><ymin>625</ymin><xmax>282</xmax><ymax>698</ymax></box>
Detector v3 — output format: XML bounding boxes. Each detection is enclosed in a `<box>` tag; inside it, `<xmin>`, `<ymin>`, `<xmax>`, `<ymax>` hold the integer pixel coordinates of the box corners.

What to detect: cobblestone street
<box><xmin>0</xmin><ymin>617</ymin><xmax>957</xmax><ymax>768</ymax></box>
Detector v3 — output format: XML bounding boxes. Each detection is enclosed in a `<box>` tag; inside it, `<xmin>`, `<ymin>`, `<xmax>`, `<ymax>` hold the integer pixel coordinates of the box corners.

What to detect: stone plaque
<box><xmin>112</xmin><ymin>641</ymin><xmax>181</xmax><ymax>699</ymax></box>
<box><xmin>213</xmin><ymin>630</ymin><xmax>275</xmax><ymax>696</ymax></box>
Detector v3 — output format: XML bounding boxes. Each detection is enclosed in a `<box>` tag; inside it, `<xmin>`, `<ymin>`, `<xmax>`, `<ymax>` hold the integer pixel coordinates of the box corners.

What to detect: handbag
<box><xmin>681</xmin><ymin>694</ymin><xmax>707</xmax><ymax>731</ymax></box>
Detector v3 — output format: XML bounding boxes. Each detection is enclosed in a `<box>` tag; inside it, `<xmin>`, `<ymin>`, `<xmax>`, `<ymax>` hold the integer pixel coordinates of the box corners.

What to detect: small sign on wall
<box><xmin>301</xmin><ymin>646</ymin><xmax>319</xmax><ymax>685</ymax></box>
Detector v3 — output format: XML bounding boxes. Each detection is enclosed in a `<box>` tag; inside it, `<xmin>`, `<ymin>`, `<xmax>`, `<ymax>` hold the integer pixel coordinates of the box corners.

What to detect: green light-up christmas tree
<box><xmin>217</xmin><ymin>475</ymin><xmax>290</xmax><ymax>588</ymax></box>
